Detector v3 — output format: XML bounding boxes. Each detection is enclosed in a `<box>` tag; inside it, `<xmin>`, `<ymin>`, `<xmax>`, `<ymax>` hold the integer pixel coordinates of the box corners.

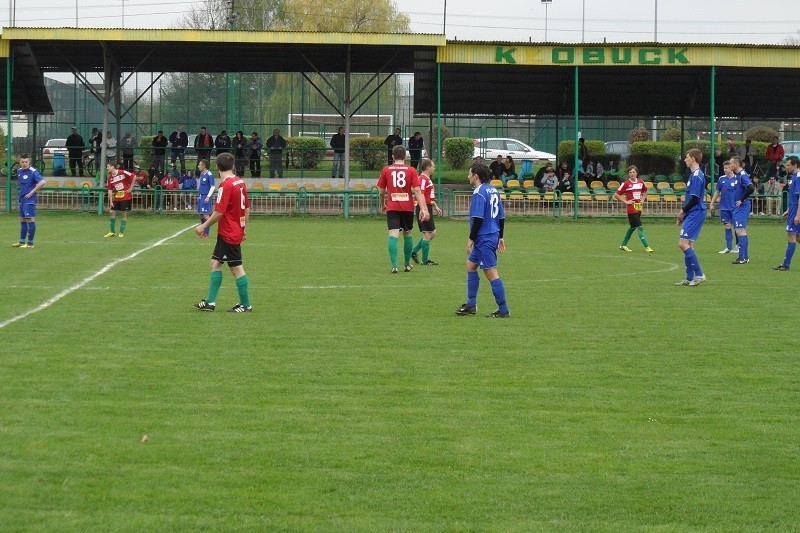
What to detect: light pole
<box><xmin>654</xmin><ymin>0</ymin><xmax>658</xmax><ymax>41</ymax></box>
<box><xmin>121</xmin><ymin>0</ymin><xmax>125</xmax><ymax>27</ymax></box>
<box><xmin>541</xmin><ymin>0</ymin><xmax>551</xmax><ymax>42</ymax></box>
<box><xmin>581</xmin><ymin>0</ymin><xmax>585</xmax><ymax>43</ymax></box>
<box><xmin>443</xmin><ymin>0</ymin><xmax>447</xmax><ymax>35</ymax></box>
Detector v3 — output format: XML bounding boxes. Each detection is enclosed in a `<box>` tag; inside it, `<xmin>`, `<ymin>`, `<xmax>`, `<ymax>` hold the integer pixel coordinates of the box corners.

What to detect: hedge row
<box><xmin>557</xmin><ymin>140</ymin><xmax>606</xmax><ymax>163</ymax></box>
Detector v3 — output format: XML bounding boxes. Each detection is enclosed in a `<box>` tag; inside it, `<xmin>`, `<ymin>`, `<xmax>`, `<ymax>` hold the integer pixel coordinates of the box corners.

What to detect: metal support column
<box><xmin>680</xmin><ymin>116</ymin><xmax>685</xmax><ymax>166</ymax></box>
<box><xmin>573</xmin><ymin>66</ymin><xmax>579</xmax><ymax>219</ymax></box>
<box><xmin>709</xmin><ymin>66</ymin><xmax>716</xmax><ymax>186</ymax></box>
<box><xmin>5</xmin><ymin>49</ymin><xmax>12</xmax><ymax>212</ymax></box>
<box><xmin>436</xmin><ymin>62</ymin><xmax>442</xmax><ymax>192</ymax></box>
<box><xmin>100</xmin><ymin>45</ymin><xmax>112</xmax><ymax>177</ymax></box>
<box><xmin>113</xmin><ymin>65</ymin><xmax>122</xmax><ymax>161</ymax></box>
<box><xmin>343</xmin><ymin>45</ymin><xmax>352</xmax><ymax>195</ymax></box>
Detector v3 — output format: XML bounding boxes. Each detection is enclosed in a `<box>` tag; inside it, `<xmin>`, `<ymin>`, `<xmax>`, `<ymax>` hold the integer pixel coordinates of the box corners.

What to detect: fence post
<box><xmin>343</xmin><ymin>190</ymin><xmax>350</xmax><ymax>218</ymax></box>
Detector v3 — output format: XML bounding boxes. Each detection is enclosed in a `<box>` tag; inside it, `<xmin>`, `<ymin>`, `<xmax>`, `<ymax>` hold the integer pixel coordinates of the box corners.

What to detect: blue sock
<box><xmin>683</xmin><ymin>249</ymin><xmax>693</xmax><ymax>280</ymax></box>
<box><xmin>19</xmin><ymin>221</ymin><xmax>28</xmax><ymax>243</ymax></box>
<box><xmin>686</xmin><ymin>248</ymin><xmax>703</xmax><ymax>277</ymax></box>
<box><xmin>739</xmin><ymin>235</ymin><xmax>749</xmax><ymax>259</ymax></box>
<box><xmin>466</xmin><ymin>271</ymin><xmax>480</xmax><ymax>306</ymax></box>
<box><xmin>725</xmin><ymin>228</ymin><xmax>733</xmax><ymax>249</ymax></box>
<box><xmin>785</xmin><ymin>241</ymin><xmax>797</xmax><ymax>267</ymax></box>
<box><xmin>490</xmin><ymin>278</ymin><xmax>509</xmax><ymax>313</ymax></box>
<box><xmin>27</xmin><ymin>222</ymin><xmax>36</xmax><ymax>244</ymax></box>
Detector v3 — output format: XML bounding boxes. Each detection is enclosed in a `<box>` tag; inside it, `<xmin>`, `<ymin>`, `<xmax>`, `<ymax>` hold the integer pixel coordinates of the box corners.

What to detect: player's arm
<box><xmin>205</xmin><ymin>185</ymin><xmax>215</xmax><ymax>203</ymax></box>
<box><xmin>27</xmin><ymin>178</ymin><xmax>47</xmax><ymax>199</ymax></box>
<box><xmin>467</xmin><ymin>216</ymin><xmax>483</xmax><ymax>254</ymax></box>
<box><xmin>736</xmin><ymin>183</ymin><xmax>755</xmax><ymax>207</ymax></box>
<box><xmin>195</xmin><ymin>210</ymin><xmax>223</xmax><ymax>236</ymax></box>
<box><xmin>497</xmin><ymin>218</ymin><xmax>506</xmax><ymax>253</ymax></box>
<box><xmin>412</xmin><ymin>186</ymin><xmax>429</xmax><ymax>221</ymax></box>
<box><xmin>709</xmin><ymin>190</ymin><xmax>720</xmax><ymax>212</ymax></box>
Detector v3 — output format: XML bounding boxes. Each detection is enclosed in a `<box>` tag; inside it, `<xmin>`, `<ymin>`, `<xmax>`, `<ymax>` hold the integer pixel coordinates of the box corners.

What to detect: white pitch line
<box><xmin>0</xmin><ymin>225</ymin><xmax>194</xmax><ymax>330</ymax></box>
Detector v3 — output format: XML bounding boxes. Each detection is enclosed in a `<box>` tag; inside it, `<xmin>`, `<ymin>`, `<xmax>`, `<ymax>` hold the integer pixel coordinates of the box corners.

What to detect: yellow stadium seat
<box><xmin>522</xmin><ymin>179</ymin><xmax>535</xmax><ymax>189</ymax></box>
<box><xmin>607</xmin><ymin>180</ymin><xmax>620</xmax><ymax>189</ymax></box>
<box><xmin>490</xmin><ymin>179</ymin><xmax>504</xmax><ymax>189</ymax></box>
<box><xmin>79</xmin><ymin>180</ymin><xmax>94</xmax><ymax>188</ymax></box>
<box><xmin>506</xmin><ymin>179</ymin><xmax>521</xmax><ymax>191</ymax></box>
<box><xmin>285</xmin><ymin>182</ymin><xmax>299</xmax><ymax>191</ymax></box>
<box><xmin>509</xmin><ymin>192</ymin><xmax>524</xmax><ymax>200</ymax></box>
<box><xmin>250</xmin><ymin>182</ymin><xmax>264</xmax><ymax>190</ymax></box>
<box><xmin>662</xmin><ymin>194</ymin><xmax>678</xmax><ymax>203</ymax></box>
<box><xmin>643</xmin><ymin>181</ymin><xmax>655</xmax><ymax>190</ymax></box>
<box><xmin>320</xmin><ymin>183</ymin><xmax>333</xmax><ymax>191</ymax></box>
<box><xmin>525</xmin><ymin>191</ymin><xmax>541</xmax><ymax>200</ymax></box>
<box><xmin>63</xmin><ymin>179</ymin><xmax>77</xmax><ymax>188</ymax></box>
<box><xmin>336</xmin><ymin>184</ymin><xmax>346</xmax><ymax>190</ymax></box>
<box><xmin>673</xmin><ymin>181</ymin><xmax>686</xmax><ymax>191</ymax></box>
<box><xmin>354</xmin><ymin>183</ymin><xmax>367</xmax><ymax>191</ymax></box>
<box><xmin>542</xmin><ymin>192</ymin><xmax>557</xmax><ymax>202</ymax></box>
<box><xmin>45</xmin><ymin>180</ymin><xmax>59</xmax><ymax>187</ymax></box>
<box><xmin>268</xmin><ymin>182</ymin><xmax>282</xmax><ymax>191</ymax></box>
<box><xmin>656</xmin><ymin>181</ymin><xmax>671</xmax><ymax>191</ymax></box>
<box><xmin>561</xmin><ymin>192</ymin><xmax>574</xmax><ymax>201</ymax></box>
<box><xmin>646</xmin><ymin>194</ymin><xmax>661</xmax><ymax>202</ymax></box>
<box><xmin>303</xmin><ymin>183</ymin><xmax>316</xmax><ymax>190</ymax></box>
<box><xmin>589</xmin><ymin>180</ymin><xmax>605</xmax><ymax>189</ymax></box>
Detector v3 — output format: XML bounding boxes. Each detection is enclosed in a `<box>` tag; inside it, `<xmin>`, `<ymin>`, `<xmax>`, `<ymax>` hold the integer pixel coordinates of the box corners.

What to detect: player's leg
<box><xmin>456</xmin><ymin>259</ymin><xmax>480</xmax><ymax>315</ymax></box>
<box><xmin>105</xmin><ymin>208</ymin><xmax>117</xmax><ymax>237</ymax></box>
<box><xmin>721</xmin><ymin>220</ymin><xmax>733</xmax><ymax>253</ymax></box>
<box><xmin>386</xmin><ymin>212</ymin><xmax>402</xmax><ymax>272</ymax></box>
<box><xmin>421</xmin><ymin>230</ymin><xmax>436</xmax><ymax>264</ymax></box>
<box><xmin>402</xmin><ymin>224</ymin><xmax>414</xmax><ymax>271</ymax></box>
<box><xmin>734</xmin><ymin>226</ymin><xmax>749</xmax><ymax>263</ymax></box>
<box><xmin>229</xmin><ymin>263</ymin><xmax>251</xmax><ymax>312</ymax></box>
<box><xmin>119</xmin><ymin>209</ymin><xmax>128</xmax><ymax>236</ymax></box>
<box><xmin>196</xmin><ymin>253</ymin><xmax>225</xmax><ymax>311</ymax></box>
<box><xmin>775</xmin><ymin>230</ymin><xmax>798</xmax><ymax>270</ymax></box>
<box><xmin>411</xmin><ymin>206</ymin><xmax>423</xmax><ymax>263</ymax></box>
<box><xmin>14</xmin><ymin>211</ymin><xmax>28</xmax><ymax>246</ymax></box>
<box><xmin>25</xmin><ymin>215</ymin><xmax>36</xmax><ymax>246</ymax></box>
<box><xmin>479</xmin><ymin>239</ymin><xmax>509</xmax><ymax>317</ymax></box>
<box><xmin>620</xmin><ymin>214</ymin><xmax>635</xmax><ymax>251</ymax></box>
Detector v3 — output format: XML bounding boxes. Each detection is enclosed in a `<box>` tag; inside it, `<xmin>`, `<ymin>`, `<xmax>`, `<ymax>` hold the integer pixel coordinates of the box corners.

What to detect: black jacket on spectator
<box><xmin>489</xmin><ymin>160</ymin><xmax>504</xmax><ymax>179</ymax></box>
<box><xmin>408</xmin><ymin>136</ymin><xmax>424</xmax><ymax>154</ymax></box>
<box><xmin>152</xmin><ymin>135</ymin><xmax>168</xmax><ymax>156</ymax></box>
<box><xmin>169</xmin><ymin>131</ymin><xmax>188</xmax><ymax>151</ymax></box>
<box><xmin>330</xmin><ymin>133</ymin><xmax>345</xmax><ymax>153</ymax></box>
<box><xmin>266</xmin><ymin>135</ymin><xmax>286</xmax><ymax>152</ymax></box>
<box><xmin>384</xmin><ymin>134</ymin><xmax>402</xmax><ymax>150</ymax></box>
<box><xmin>66</xmin><ymin>133</ymin><xmax>85</xmax><ymax>157</ymax></box>
<box><xmin>215</xmin><ymin>134</ymin><xmax>232</xmax><ymax>155</ymax></box>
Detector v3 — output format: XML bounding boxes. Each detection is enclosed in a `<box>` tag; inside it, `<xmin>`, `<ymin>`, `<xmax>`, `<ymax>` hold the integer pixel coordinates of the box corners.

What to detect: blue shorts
<box><xmin>679</xmin><ymin>209</ymin><xmax>705</xmax><ymax>241</ymax></box>
<box><xmin>19</xmin><ymin>201</ymin><xmax>36</xmax><ymax>218</ymax></box>
<box><xmin>719</xmin><ymin>209</ymin><xmax>733</xmax><ymax>224</ymax></box>
<box><xmin>468</xmin><ymin>234</ymin><xmax>499</xmax><ymax>269</ymax></box>
<box><xmin>197</xmin><ymin>199</ymin><xmax>213</xmax><ymax>214</ymax></box>
<box><xmin>786</xmin><ymin>208</ymin><xmax>800</xmax><ymax>234</ymax></box>
<box><xmin>733</xmin><ymin>204</ymin><xmax>750</xmax><ymax>229</ymax></box>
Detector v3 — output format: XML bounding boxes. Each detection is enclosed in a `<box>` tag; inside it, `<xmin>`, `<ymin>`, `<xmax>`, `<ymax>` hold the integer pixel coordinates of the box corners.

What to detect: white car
<box><xmin>42</xmin><ymin>138</ymin><xmax>69</xmax><ymax>158</ymax></box>
<box><xmin>474</xmin><ymin>138</ymin><xmax>556</xmax><ymax>162</ymax></box>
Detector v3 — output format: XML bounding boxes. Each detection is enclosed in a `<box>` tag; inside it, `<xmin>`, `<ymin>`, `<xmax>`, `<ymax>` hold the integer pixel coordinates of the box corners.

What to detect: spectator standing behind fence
<box><xmin>765</xmin><ymin>137</ymin><xmax>784</xmax><ymax>177</ymax></box>
<box><xmin>737</xmin><ymin>139</ymin><xmax>756</xmax><ymax>173</ymax></box>
<box><xmin>151</xmin><ymin>130</ymin><xmax>168</xmax><ymax>175</ymax></box>
<box><xmin>89</xmin><ymin>127</ymin><xmax>102</xmax><ymax>164</ymax></box>
<box><xmin>66</xmin><ymin>126</ymin><xmax>85</xmax><ymax>177</ymax></box>
<box><xmin>578</xmin><ymin>137</ymin><xmax>590</xmax><ymax>171</ymax></box>
<box><xmin>215</xmin><ymin>130</ymin><xmax>231</xmax><ymax>156</ymax></box>
<box><xmin>194</xmin><ymin>127</ymin><xmax>214</xmax><ymax>169</ymax></box>
<box><xmin>765</xmin><ymin>175</ymin><xmax>781</xmax><ymax>215</ymax></box>
<box><xmin>266</xmin><ymin>128</ymin><xmax>286</xmax><ymax>179</ymax></box>
<box><xmin>408</xmin><ymin>131</ymin><xmax>424</xmax><ymax>169</ymax></box>
<box><xmin>233</xmin><ymin>130</ymin><xmax>246</xmax><ymax>176</ymax></box>
<box><xmin>752</xmin><ymin>175</ymin><xmax>765</xmax><ymax>215</ymax></box>
<box><xmin>104</xmin><ymin>131</ymin><xmax>117</xmax><ymax>161</ymax></box>
<box><xmin>120</xmin><ymin>132</ymin><xmax>137</xmax><ymax>170</ymax></box>
<box><xmin>384</xmin><ymin>127</ymin><xmax>402</xmax><ymax>166</ymax></box>
<box><xmin>182</xmin><ymin>169</ymin><xmax>197</xmax><ymax>210</ymax></box>
<box><xmin>248</xmin><ymin>132</ymin><xmax>263</xmax><ymax>178</ymax></box>
<box><xmin>330</xmin><ymin>126</ymin><xmax>345</xmax><ymax>179</ymax></box>
<box><xmin>169</xmin><ymin>125</ymin><xmax>188</xmax><ymax>175</ymax></box>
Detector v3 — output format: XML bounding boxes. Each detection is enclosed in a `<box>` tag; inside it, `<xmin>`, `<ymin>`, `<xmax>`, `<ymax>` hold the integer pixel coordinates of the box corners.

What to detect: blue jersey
<box><xmin>470</xmin><ymin>182</ymin><xmax>505</xmax><ymax>237</ymax></box>
<box><xmin>198</xmin><ymin>170</ymin><xmax>215</xmax><ymax>198</ymax></box>
<box><xmin>788</xmin><ymin>171</ymin><xmax>800</xmax><ymax>212</ymax></box>
<box><xmin>17</xmin><ymin>166</ymin><xmax>44</xmax><ymax>202</ymax></box>
<box><xmin>715</xmin><ymin>175</ymin><xmax>736</xmax><ymax>210</ymax></box>
<box><xmin>732</xmin><ymin>170</ymin><xmax>752</xmax><ymax>206</ymax></box>
<box><xmin>684</xmin><ymin>169</ymin><xmax>706</xmax><ymax>212</ymax></box>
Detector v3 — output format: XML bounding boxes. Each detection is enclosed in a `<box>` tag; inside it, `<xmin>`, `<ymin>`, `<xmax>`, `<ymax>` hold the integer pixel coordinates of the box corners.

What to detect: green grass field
<box><xmin>1</xmin><ymin>212</ymin><xmax>798</xmax><ymax>530</ymax></box>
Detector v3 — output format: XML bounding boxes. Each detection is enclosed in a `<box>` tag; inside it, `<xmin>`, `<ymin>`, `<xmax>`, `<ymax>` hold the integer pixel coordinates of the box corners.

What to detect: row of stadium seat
<box><xmin>250</xmin><ymin>182</ymin><xmax>372</xmax><ymax>192</ymax></box>
<box><xmin>44</xmin><ymin>179</ymin><xmax>95</xmax><ymax>188</ymax></box>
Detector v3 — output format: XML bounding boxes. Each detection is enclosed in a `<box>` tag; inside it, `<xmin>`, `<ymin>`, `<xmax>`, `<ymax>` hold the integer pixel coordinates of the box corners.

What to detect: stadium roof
<box><xmin>414</xmin><ymin>42</ymin><xmax>800</xmax><ymax>118</ymax></box>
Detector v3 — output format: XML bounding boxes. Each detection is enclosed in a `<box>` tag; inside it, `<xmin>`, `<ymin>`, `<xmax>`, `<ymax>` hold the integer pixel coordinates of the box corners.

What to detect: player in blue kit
<box><xmin>455</xmin><ymin>163</ymin><xmax>510</xmax><ymax>318</ymax></box>
<box><xmin>729</xmin><ymin>156</ymin><xmax>755</xmax><ymax>264</ymax></box>
<box><xmin>196</xmin><ymin>159</ymin><xmax>216</xmax><ymax>239</ymax></box>
<box><xmin>773</xmin><ymin>156</ymin><xmax>800</xmax><ymax>271</ymax></box>
<box><xmin>675</xmin><ymin>149</ymin><xmax>707</xmax><ymax>286</ymax></box>
<box><xmin>12</xmin><ymin>155</ymin><xmax>46</xmax><ymax>249</ymax></box>
<box><xmin>708</xmin><ymin>160</ymin><xmax>739</xmax><ymax>254</ymax></box>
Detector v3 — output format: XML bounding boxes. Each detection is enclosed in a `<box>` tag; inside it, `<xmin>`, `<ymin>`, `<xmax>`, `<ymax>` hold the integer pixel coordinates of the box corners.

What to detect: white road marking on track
<box><xmin>0</xmin><ymin>226</ymin><xmax>194</xmax><ymax>330</ymax></box>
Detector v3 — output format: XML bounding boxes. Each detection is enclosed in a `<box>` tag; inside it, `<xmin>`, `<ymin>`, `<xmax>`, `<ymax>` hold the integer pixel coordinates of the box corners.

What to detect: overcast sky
<box><xmin>2</xmin><ymin>0</ymin><xmax>799</xmax><ymax>45</ymax></box>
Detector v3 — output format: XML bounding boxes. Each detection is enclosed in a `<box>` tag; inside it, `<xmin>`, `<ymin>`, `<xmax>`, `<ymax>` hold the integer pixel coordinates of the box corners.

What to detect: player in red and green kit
<box><xmin>193</xmin><ymin>152</ymin><xmax>252</xmax><ymax>312</ymax></box>
<box><xmin>613</xmin><ymin>165</ymin><xmax>653</xmax><ymax>253</ymax></box>
<box><xmin>411</xmin><ymin>158</ymin><xmax>443</xmax><ymax>266</ymax></box>
<box><xmin>377</xmin><ymin>145</ymin><xmax>429</xmax><ymax>273</ymax></box>
<box><xmin>104</xmin><ymin>161</ymin><xmax>134</xmax><ymax>238</ymax></box>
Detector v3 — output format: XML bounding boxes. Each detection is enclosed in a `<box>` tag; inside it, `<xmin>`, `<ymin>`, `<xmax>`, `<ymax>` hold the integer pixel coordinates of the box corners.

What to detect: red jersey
<box><xmin>107</xmin><ymin>170</ymin><xmax>134</xmax><ymax>201</ymax></box>
<box><xmin>215</xmin><ymin>176</ymin><xmax>250</xmax><ymax>245</ymax></box>
<box><xmin>160</xmin><ymin>176</ymin><xmax>180</xmax><ymax>190</ymax></box>
<box><xmin>419</xmin><ymin>173</ymin><xmax>436</xmax><ymax>204</ymax></box>
<box><xmin>378</xmin><ymin>163</ymin><xmax>420</xmax><ymax>212</ymax></box>
<box><xmin>616</xmin><ymin>179</ymin><xmax>647</xmax><ymax>214</ymax></box>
